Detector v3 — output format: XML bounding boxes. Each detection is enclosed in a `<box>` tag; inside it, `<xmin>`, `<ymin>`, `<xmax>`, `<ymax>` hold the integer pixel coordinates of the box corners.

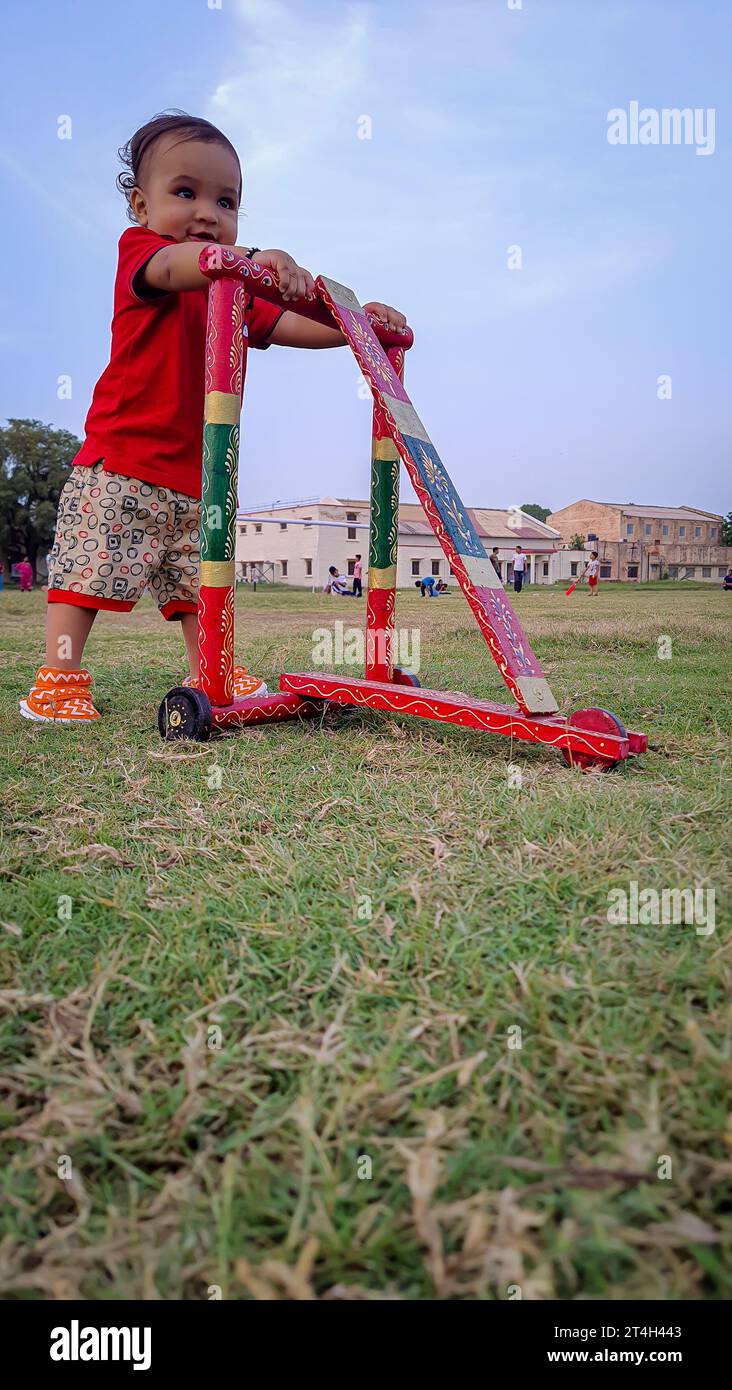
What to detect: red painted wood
<box><xmin>199</xmin><ymin>245</ymin><xmax>414</xmax><ymax>351</ymax></box>
<box><xmin>279</xmin><ymin>672</ymin><xmax>642</xmax><ymax>764</ymax></box>
<box><xmin>198</xmin><ymin>584</ymin><xmax>234</xmax><ymax>707</ymax></box>
<box><xmin>366</xmin><ymin>586</ymin><xmax>394</xmax><ymax>681</ymax></box>
<box><xmin>211</xmin><ymin>691</ymin><xmax>322</xmax><ymax>729</ymax></box>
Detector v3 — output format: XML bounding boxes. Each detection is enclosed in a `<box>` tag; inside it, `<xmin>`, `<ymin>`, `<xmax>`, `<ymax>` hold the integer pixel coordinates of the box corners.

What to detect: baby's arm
<box><xmin>270</xmin><ymin>299</ymin><xmax>407</xmax><ymax>350</ymax></box>
<box><xmin>142</xmin><ymin>246</ymin><xmax>406</xmax><ymax>350</ymax></box>
<box><xmin>142</xmin><ymin>244</ymin><xmax>313</xmax><ymax>303</ymax></box>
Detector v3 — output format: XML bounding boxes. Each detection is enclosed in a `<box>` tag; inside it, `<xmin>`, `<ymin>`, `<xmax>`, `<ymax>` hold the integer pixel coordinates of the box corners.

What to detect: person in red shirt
<box><xmin>21</xmin><ymin>110</ymin><xmax>406</xmax><ymax>723</ymax></box>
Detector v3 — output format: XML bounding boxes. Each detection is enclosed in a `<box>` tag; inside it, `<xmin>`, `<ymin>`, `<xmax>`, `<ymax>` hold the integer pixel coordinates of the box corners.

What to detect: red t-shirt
<box><xmin>72</xmin><ymin>227</ymin><xmax>284</xmax><ymax>499</ymax></box>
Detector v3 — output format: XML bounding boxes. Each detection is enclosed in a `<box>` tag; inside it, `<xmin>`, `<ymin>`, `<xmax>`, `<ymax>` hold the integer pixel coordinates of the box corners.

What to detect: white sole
<box><xmin>19</xmin><ymin>699</ymin><xmax>98</xmax><ymax>724</ymax></box>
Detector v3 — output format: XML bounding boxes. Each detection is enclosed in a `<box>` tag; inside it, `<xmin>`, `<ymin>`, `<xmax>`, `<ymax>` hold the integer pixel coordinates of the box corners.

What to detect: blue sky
<box><xmin>1</xmin><ymin>0</ymin><xmax>729</xmax><ymax>514</ymax></box>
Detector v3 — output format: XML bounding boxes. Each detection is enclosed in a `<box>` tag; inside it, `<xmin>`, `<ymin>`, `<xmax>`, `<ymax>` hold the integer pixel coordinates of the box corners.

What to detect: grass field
<box><xmin>1</xmin><ymin>582</ymin><xmax>730</xmax><ymax>1301</ymax></box>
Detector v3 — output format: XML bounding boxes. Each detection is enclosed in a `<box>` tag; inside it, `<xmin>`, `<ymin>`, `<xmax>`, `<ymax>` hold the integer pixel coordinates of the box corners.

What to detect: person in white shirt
<box><xmin>323</xmin><ymin>566</ymin><xmax>350</xmax><ymax>595</ymax></box>
<box><xmin>582</xmin><ymin>551</ymin><xmax>600</xmax><ymax>596</ymax></box>
<box><xmin>512</xmin><ymin>545</ymin><xmax>527</xmax><ymax>593</ymax></box>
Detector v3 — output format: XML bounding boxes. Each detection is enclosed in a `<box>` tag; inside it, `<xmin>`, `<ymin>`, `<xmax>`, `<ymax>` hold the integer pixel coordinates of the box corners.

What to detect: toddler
<box><xmin>21</xmin><ymin>110</ymin><xmax>405</xmax><ymax>722</ymax></box>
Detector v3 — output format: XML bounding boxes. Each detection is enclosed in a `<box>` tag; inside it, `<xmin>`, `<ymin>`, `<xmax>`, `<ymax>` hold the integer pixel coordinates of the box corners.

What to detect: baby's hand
<box><xmin>363</xmin><ymin>301</ymin><xmax>408</xmax><ymax>333</ymax></box>
<box><xmin>256</xmin><ymin>250</ymin><xmax>315</xmax><ymax>303</ymax></box>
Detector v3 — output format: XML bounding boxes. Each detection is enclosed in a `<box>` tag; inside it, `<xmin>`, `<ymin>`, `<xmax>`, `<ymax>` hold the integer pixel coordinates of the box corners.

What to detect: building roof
<box><xmin>552</xmin><ymin>499</ymin><xmax>721</xmax><ymax>523</ymax></box>
<box><xmin>619</xmin><ymin>504</ymin><xmax>721</xmax><ymax>521</ymax></box>
<box><xmin>239</xmin><ymin>497</ymin><xmax>561</xmax><ymax>544</ymax></box>
<box><xmin>394</xmin><ymin>502</ymin><xmax>559</xmax><ymax>541</ymax></box>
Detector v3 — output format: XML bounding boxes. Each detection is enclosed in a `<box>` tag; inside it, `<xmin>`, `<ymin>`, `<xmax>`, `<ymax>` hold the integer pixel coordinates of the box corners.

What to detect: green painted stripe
<box><xmin>201</xmin><ymin>422</ymin><xmax>239</xmax><ymax>563</ymax></box>
<box><xmin>369</xmin><ymin>454</ymin><xmax>399</xmax><ymax>572</ymax></box>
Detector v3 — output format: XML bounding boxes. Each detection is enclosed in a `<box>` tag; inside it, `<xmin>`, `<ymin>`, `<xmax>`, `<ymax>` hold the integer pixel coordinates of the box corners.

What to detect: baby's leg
<box><xmin>180</xmin><ymin>611</ymin><xmax>198</xmax><ymax>680</ymax></box>
<box><xmin>46</xmin><ymin>601</ymin><xmax>97</xmax><ymax>669</ymax></box>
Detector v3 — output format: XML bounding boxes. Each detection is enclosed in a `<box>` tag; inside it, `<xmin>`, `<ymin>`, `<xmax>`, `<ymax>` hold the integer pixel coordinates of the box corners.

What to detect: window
<box><xmin>431</xmin><ymin>559</ymin><xmax>440</xmax><ymax>576</ymax></box>
<box><xmin>281</xmin><ymin>560</ymin><xmax>288</xmax><ymax>577</ymax></box>
<box><xmin>347</xmin><ymin>559</ymin><xmax>355</xmax><ymax>576</ymax></box>
<box><xmin>719</xmin><ymin>567</ymin><xmax>727</xmax><ymax>577</ymax></box>
<box><xmin>694</xmin><ymin>527</ymin><xmax>701</xmax><ymax>538</ymax></box>
<box><xmin>626</xmin><ymin>524</ymin><xmax>634</xmax><ymax>536</ymax></box>
<box><xmin>449</xmin><ymin>566</ymin><xmax>455</xmax><ymax>576</ymax></box>
<box><xmin>684</xmin><ymin>566</ymin><xmax>695</xmax><ymax>578</ymax></box>
<box><xmin>255</xmin><ymin>523</ymin><xmax>262</xmax><ymax>534</ymax></box>
<box><xmin>280</xmin><ymin>522</ymin><xmax>287</xmax><ymax>531</ymax></box>
<box><xmin>678</xmin><ymin>526</ymin><xmax>685</xmax><ymax>538</ymax></box>
<box><xmin>668</xmin><ymin>565</ymin><xmax>678</xmax><ymax>579</ymax></box>
<box><xmin>702</xmin><ymin>566</ymin><xmax>711</xmax><ymax>578</ymax></box>
<box><xmin>304</xmin><ymin>558</ymin><xmax>312</xmax><ymax>576</ymax></box>
<box><xmin>644</xmin><ymin>524</ymin><xmax>652</xmax><ymax>535</ymax></box>
<box><xmin>240</xmin><ymin>525</ymin><xmax>247</xmax><ymax>535</ymax></box>
<box><xmin>543</xmin><ymin>562</ymin><xmax>549</xmax><ymax>577</ymax></box>
<box><xmin>662</xmin><ymin>525</ymin><xmax>669</xmax><ymax>537</ymax></box>
<box><xmin>570</xmin><ymin>562</ymin><xmax>578</xmax><ymax>576</ymax></box>
<box><xmin>347</xmin><ymin>527</ymin><xmax>356</xmax><ymax>540</ymax></box>
<box><xmin>411</xmin><ymin>559</ymin><xmax>422</xmax><ymax>576</ymax></box>
<box><xmin>600</xmin><ymin>564</ymin><xmax>611</xmax><ymax>578</ymax></box>
<box><xmin>627</xmin><ymin>564</ymin><xmax>639</xmax><ymax>579</ymax></box>
<box><xmin>347</xmin><ymin>512</ymin><xmax>357</xmax><ymax>521</ymax></box>
<box><xmin>710</xmin><ymin>527</ymin><xmax>717</xmax><ymax>540</ymax></box>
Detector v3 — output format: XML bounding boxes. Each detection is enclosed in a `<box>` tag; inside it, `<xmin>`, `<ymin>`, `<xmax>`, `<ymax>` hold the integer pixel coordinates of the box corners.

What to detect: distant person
<box><xmin>723</xmin><ymin>568</ymin><xmax>732</xmax><ymax>592</ymax></box>
<box><xmin>434</xmin><ymin>578</ymin><xmax>448</xmax><ymax>593</ymax></box>
<box><xmin>414</xmin><ymin>575</ymin><xmax>438</xmax><ymax>597</ymax></box>
<box><xmin>512</xmin><ymin>546</ymin><xmax>527</xmax><ymax>593</ymax></box>
<box><xmin>324</xmin><ymin>566</ymin><xmax>350</xmax><ymax>595</ymax></box>
<box><xmin>489</xmin><ymin>547</ymin><xmax>502</xmax><ymax>579</ymax></box>
<box><xmin>352</xmin><ymin>553</ymin><xmax>363</xmax><ymax>597</ymax></box>
<box><xmin>16</xmin><ymin>557</ymin><xmax>33</xmax><ymax>593</ymax></box>
<box><xmin>583</xmin><ymin>550</ymin><xmax>600</xmax><ymax>596</ymax></box>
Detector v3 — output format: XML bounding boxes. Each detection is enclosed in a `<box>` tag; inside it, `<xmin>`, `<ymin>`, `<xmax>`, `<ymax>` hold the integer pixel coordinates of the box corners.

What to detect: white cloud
<box><xmin>209</xmin><ymin>0</ymin><xmax>370</xmax><ymax>178</ymax></box>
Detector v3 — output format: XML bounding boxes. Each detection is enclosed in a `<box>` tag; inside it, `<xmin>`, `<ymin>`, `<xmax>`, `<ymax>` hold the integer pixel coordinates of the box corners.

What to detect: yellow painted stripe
<box><xmin>372</xmin><ymin>437</ymin><xmax>399</xmax><ymax>461</ymax></box>
<box><xmin>205</xmin><ymin>391</ymin><xmax>240</xmax><ymax>425</ymax></box>
<box><xmin>200</xmin><ymin>560</ymin><xmax>235</xmax><ymax>587</ymax></box>
<box><xmin>368</xmin><ymin>565</ymin><xmax>397</xmax><ymax>589</ymax></box>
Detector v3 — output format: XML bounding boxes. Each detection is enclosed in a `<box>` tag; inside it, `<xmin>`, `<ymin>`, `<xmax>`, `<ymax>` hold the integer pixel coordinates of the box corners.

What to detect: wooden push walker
<box><xmin>158</xmin><ymin>247</ymin><xmax>647</xmax><ymax>772</ymax></box>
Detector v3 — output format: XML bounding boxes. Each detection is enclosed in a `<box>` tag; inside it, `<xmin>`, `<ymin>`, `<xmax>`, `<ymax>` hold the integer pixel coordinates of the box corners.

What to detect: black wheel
<box><xmin>158</xmin><ymin>687</ymin><xmax>213</xmax><ymax>742</ymax></box>
<box><xmin>392</xmin><ymin>667</ymin><xmax>422</xmax><ymax>688</ymax></box>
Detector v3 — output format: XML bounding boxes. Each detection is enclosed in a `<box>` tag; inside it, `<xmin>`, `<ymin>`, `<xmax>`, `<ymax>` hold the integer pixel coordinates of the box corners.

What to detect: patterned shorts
<box><xmin>48</xmin><ymin>461</ymin><xmax>201</xmax><ymax>620</ymax></box>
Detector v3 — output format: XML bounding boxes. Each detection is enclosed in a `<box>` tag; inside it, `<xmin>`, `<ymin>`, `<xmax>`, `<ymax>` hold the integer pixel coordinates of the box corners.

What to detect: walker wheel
<box><xmin>562</xmin><ymin>706</ymin><xmax>627</xmax><ymax>772</ymax></box>
<box><xmin>392</xmin><ymin>668</ymin><xmax>422</xmax><ymax>688</ymax></box>
<box><xmin>158</xmin><ymin>687</ymin><xmax>213</xmax><ymax>742</ymax></box>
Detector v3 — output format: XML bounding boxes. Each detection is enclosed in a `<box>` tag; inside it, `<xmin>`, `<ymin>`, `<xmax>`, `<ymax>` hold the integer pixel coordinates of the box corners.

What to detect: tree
<box><xmin>722</xmin><ymin>511</ymin><xmax>732</xmax><ymax>546</ymax></box>
<box><xmin>0</xmin><ymin>419</ymin><xmax>80</xmax><ymax>580</ymax></box>
<box><xmin>569</xmin><ymin>532</ymin><xmax>585</xmax><ymax>550</ymax></box>
<box><xmin>520</xmin><ymin>502</ymin><xmax>552</xmax><ymax>523</ymax></box>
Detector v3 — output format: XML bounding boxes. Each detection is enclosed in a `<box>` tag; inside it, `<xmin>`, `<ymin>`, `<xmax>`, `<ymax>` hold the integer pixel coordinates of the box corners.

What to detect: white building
<box><xmin>235</xmin><ymin>497</ymin><xmax>563</xmax><ymax>588</ymax></box>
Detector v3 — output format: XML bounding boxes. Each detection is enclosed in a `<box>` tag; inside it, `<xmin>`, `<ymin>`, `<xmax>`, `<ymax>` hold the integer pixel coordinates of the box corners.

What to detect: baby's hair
<box><xmin>117</xmin><ymin>110</ymin><xmax>242</xmax><ymax>222</ymax></box>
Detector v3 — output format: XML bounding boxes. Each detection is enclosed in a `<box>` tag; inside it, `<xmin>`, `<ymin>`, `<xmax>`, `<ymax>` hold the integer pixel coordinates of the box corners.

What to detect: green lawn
<box><xmin>1</xmin><ymin>582</ymin><xmax>730</xmax><ymax>1300</ymax></box>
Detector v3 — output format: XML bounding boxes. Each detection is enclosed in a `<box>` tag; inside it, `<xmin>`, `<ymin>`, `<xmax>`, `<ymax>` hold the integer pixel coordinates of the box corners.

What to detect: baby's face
<box><xmin>132</xmin><ymin>134</ymin><xmax>240</xmax><ymax>245</ymax></box>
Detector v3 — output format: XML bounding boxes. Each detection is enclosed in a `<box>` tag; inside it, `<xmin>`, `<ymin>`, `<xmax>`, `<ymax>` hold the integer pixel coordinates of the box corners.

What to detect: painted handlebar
<box><xmin>198</xmin><ymin>245</ymin><xmax>414</xmax><ymax>350</ymax></box>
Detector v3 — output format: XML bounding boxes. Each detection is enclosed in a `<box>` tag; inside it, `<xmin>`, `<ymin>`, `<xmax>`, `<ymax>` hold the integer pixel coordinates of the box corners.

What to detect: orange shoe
<box><xmin>183</xmin><ymin>666</ymin><xmax>269</xmax><ymax>699</ymax></box>
<box><xmin>20</xmin><ymin>667</ymin><xmax>101</xmax><ymax>723</ymax></box>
